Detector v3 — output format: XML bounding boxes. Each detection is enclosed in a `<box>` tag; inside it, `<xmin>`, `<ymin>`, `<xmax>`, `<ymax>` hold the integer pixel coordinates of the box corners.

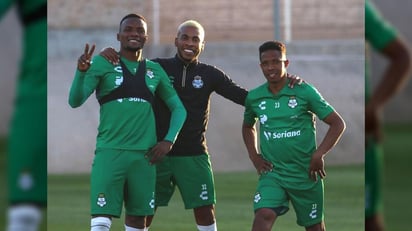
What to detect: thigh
<box><xmin>172</xmin><ymin>154</ymin><xmax>216</xmax><ymax>209</ymax></box>
<box><xmin>155</xmin><ymin>156</ymin><xmax>176</xmax><ymax>207</ymax></box>
<box><xmin>253</xmin><ymin>173</ymin><xmax>289</xmax><ymax>216</ymax></box>
<box><xmin>90</xmin><ymin>148</ymin><xmax>129</xmax><ymax>218</ymax></box>
<box><xmin>288</xmin><ymin>180</ymin><xmax>324</xmax><ymax>227</ymax></box>
<box><xmin>125</xmin><ymin>151</ymin><xmax>156</xmax><ymax>216</ymax></box>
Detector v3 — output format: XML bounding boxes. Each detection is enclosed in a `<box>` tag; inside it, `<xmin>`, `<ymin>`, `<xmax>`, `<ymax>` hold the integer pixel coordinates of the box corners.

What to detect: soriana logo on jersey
<box><xmin>263</xmin><ymin>130</ymin><xmax>301</xmax><ymax>140</ymax></box>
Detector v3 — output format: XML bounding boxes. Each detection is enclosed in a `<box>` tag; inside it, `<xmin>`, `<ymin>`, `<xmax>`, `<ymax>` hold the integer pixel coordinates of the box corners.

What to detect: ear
<box><xmin>174</xmin><ymin>37</ymin><xmax>178</xmax><ymax>47</ymax></box>
<box><xmin>284</xmin><ymin>59</ymin><xmax>290</xmax><ymax>68</ymax></box>
<box><xmin>117</xmin><ymin>33</ymin><xmax>120</xmax><ymax>42</ymax></box>
<box><xmin>200</xmin><ymin>41</ymin><xmax>205</xmax><ymax>51</ymax></box>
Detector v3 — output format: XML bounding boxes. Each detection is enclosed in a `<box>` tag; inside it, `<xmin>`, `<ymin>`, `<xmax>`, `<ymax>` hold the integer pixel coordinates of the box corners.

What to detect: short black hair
<box><xmin>119</xmin><ymin>13</ymin><xmax>146</xmax><ymax>30</ymax></box>
<box><xmin>259</xmin><ymin>40</ymin><xmax>287</xmax><ymax>60</ymax></box>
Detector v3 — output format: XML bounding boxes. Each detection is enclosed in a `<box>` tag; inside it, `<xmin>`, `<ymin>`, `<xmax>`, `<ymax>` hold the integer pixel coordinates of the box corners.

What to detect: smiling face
<box><xmin>117</xmin><ymin>17</ymin><xmax>148</xmax><ymax>52</ymax></box>
<box><xmin>175</xmin><ymin>25</ymin><xmax>205</xmax><ymax>64</ymax></box>
<box><xmin>259</xmin><ymin>49</ymin><xmax>289</xmax><ymax>85</ymax></box>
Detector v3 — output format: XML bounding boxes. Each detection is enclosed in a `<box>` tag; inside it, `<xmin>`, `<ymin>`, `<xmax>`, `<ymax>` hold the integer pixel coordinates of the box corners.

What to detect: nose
<box><xmin>185</xmin><ymin>39</ymin><xmax>195</xmax><ymax>46</ymax></box>
<box><xmin>267</xmin><ymin>63</ymin><xmax>276</xmax><ymax>70</ymax></box>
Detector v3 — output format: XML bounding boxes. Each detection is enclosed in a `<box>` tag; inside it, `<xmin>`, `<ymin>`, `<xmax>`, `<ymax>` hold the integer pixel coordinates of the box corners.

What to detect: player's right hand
<box><xmin>77</xmin><ymin>43</ymin><xmax>95</xmax><ymax>72</ymax></box>
<box><xmin>250</xmin><ymin>154</ymin><xmax>273</xmax><ymax>175</ymax></box>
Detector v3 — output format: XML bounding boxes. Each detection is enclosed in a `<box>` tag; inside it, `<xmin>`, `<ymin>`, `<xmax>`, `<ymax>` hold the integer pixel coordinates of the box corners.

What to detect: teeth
<box><xmin>184</xmin><ymin>49</ymin><xmax>194</xmax><ymax>54</ymax></box>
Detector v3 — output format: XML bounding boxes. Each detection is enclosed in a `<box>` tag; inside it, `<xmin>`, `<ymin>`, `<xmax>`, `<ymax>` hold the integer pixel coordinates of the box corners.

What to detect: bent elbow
<box><xmin>68</xmin><ymin>98</ymin><xmax>80</xmax><ymax>108</ymax></box>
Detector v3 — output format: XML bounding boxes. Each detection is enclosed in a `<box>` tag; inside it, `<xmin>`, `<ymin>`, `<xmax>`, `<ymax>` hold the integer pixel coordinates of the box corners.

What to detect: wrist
<box><xmin>249</xmin><ymin>152</ymin><xmax>261</xmax><ymax>160</ymax></box>
<box><xmin>162</xmin><ymin>139</ymin><xmax>174</xmax><ymax>145</ymax></box>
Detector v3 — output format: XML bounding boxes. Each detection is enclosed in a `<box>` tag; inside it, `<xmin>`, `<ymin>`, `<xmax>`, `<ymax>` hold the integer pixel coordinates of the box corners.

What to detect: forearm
<box><xmin>163</xmin><ymin>95</ymin><xmax>187</xmax><ymax>143</ymax></box>
<box><xmin>68</xmin><ymin>70</ymin><xmax>89</xmax><ymax>108</ymax></box>
<box><xmin>315</xmin><ymin>112</ymin><xmax>346</xmax><ymax>157</ymax></box>
<box><xmin>242</xmin><ymin>124</ymin><xmax>259</xmax><ymax>159</ymax></box>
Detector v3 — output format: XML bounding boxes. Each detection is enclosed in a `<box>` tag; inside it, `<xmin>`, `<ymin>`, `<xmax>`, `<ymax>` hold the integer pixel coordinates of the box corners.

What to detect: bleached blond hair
<box><xmin>177</xmin><ymin>20</ymin><xmax>205</xmax><ymax>41</ymax></box>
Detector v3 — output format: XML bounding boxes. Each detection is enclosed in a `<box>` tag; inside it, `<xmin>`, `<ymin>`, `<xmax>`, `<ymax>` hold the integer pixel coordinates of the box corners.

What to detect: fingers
<box><xmin>287</xmin><ymin>74</ymin><xmax>302</xmax><ymax>88</ymax></box>
<box><xmin>309</xmin><ymin>170</ymin><xmax>316</xmax><ymax>181</ymax></box>
<box><xmin>257</xmin><ymin>162</ymin><xmax>274</xmax><ymax>175</ymax></box>
<box><xmin>146</xmin><ymin>142</ymin><xmax>171</xmax><ymax>164</ymax></box>
<box><xmin>309</xmin><ymin>169</ymin><xmax>326</xmax><ymax>181</ymax></box>
<box><xmin>100</xmin><ymin>47</ymin><xmax>120</xmax><ymax>64</ymax></box>
<box><xmin>81</xmin><ymin>43</ymin><xmax>95</xmax><ymax>64</ymax></box>
<box><xmin>83</xmin><ymin>43</ymin><xmax>89</xmax><ymax>56</ymax></box>
<box><xmin>89</xmin><ymin>44</ymin><xmax>96</xmax><ymax>57</ymax></box>
<box><xmin>319</xmin><ymin>169</ymin><xmax>326</xmax><ymax>179</ymax></box>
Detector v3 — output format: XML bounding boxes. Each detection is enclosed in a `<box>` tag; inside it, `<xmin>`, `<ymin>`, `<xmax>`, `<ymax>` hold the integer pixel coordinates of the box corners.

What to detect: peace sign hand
<box><xmin>77</xmin><ymin>43</ymin><xmax>96</xmax><ymax>72</ymax></box>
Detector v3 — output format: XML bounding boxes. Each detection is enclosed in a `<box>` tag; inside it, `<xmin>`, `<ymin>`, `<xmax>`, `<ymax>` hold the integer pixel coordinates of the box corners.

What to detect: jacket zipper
<box><xmin>182</xmin><ymin>65</ymin><xmax>187</xmax><ymax>87</ymax></box>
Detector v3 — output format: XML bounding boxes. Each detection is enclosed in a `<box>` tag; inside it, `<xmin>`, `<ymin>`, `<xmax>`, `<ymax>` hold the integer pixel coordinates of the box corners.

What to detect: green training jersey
<box><xmin>244</xmin><ymin>80</ymin><xmax>334</xmax><ymax>183</ymax></box>
<box><xmin>365</xmin><ymin>0</ymin><xmax>397</xmax><ymax>101</ymax></box>
<box><xmin>69</xmin><ymin>55</ymin><xmax>178</xmax><ymax>151</ymax></box>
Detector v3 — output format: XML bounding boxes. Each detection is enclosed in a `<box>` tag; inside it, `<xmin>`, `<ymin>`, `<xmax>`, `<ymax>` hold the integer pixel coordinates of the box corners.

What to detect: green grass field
<box><xmin>47</xmin><ymin>165</ymin><xmax>363</xmax><ymax>231</ymax></box>
<box><xmin>382</xmin><ymin>124</ymin><xmax>412</xmax><ymax>231</ymax></box>
<box><xmin>1</xmin><ymin>123</ymin><xmax>411</xmax><ymax>230</ymax></box>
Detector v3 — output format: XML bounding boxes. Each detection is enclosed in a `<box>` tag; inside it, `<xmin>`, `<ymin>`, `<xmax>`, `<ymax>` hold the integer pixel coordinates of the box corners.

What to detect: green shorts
<box><xmin>90</xmin><ymin>148</ymin><xmax>155</xmax><ymax>217</ymax></box>
<box><xmin>365</xmin><ymin>138</ymin><xmax>383</xmax><ymax>218</ymax></box>
<box><xmin>156</xmin><ymin>154</ymin><xmax>216</xmax><ymax>209</ymax></box>
<box><xmin>254</xmin><ymin>172</ymin><xmax>324</xmax><ymax>227</ymax></box>
<box><xmin>7</xmin><ymin>93</ymin><xmax>47</xmax><ymax>205</ymax></box>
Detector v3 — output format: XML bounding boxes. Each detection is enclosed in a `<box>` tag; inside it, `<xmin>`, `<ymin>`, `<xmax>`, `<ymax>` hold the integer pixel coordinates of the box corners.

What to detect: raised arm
<box><xmin>68</xmin><ymin>43</ymin><xmax>97</xmax><ymax>108</ymax></box>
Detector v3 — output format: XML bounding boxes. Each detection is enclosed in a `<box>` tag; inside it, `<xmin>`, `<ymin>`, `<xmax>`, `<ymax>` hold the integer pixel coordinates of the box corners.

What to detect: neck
<box><xmin>268</xmin><ymin>76</ymin><xmax>288</xmax><ymax>95</ymax></box>
<box><xmin>120</xmin><ymin>49</ymin><xmax>143</xmax><ymax>61</ymax></box>
<box><xmin>177</xmin><ymin>53</ymin><xmax>197</xmax><ymax>66</ymax></box>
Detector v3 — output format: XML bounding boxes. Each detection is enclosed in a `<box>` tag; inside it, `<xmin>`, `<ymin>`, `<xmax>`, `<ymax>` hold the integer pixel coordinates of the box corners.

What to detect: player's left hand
<box><xmin>309</xmin><ymin>153</ymin><xmax>326</xmax><ymax>181</ymax></box>
<box><xmin>100</xmin><ymin>47</ymin><xmax>119</xmax><ymax>65</ymax></box>
<box><xmin>145</xmin><ymin>140</ymin><xmax>173</xmax><ymax>164</ymax></box>
<box><xmin>286</xmin><ymin>73</ymin><xmax>304</xmax><ymax>88</ymax></box>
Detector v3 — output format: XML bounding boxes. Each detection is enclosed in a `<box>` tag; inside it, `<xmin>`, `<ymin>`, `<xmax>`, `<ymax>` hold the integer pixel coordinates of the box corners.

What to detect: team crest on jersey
<box><xmin>192</xmin><ymin>75</ymin><xmax>204</xmax><ymax>88</ymax></box>
<box><xmin>146</xmin><ymin>69</ymin><xmax>154</xmax><ymax>79</ymax></box>
<box><xmin>288</xmin><ymin>96</ymin><xmax>298</xmax><ymax>108</ymax></box>
<box><xmin>97</xmin><ymin>193</ymin><xmax>107</xmax><ymax>207</ymax></box>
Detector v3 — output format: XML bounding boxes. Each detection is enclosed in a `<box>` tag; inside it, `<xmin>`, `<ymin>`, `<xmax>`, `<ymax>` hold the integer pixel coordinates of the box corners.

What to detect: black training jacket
<box><xmin>152</xmin><ymin>55</ymin><xmax>248</xmax><ymax>156</ymax></box>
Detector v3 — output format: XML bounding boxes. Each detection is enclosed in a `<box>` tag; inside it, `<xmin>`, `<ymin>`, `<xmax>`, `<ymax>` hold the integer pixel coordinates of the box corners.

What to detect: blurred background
<box><xmin>370</xmin><ymin>0</ymin><xmax>412</xmax><ymax>121</ymax></box>
<box><xmin>368</xmin><ymin>0</ymin><xmax>412</xmax><ymax>230</ymax></box>
<box><xmin>0</xmin><ymin>5</ymin><xmax>21</xmax><ymax>228</ymax></box>
<box><xmin>46</xmin><ymin>0</ymin><xmax>364</xmax><ymax>174</ymax></box>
